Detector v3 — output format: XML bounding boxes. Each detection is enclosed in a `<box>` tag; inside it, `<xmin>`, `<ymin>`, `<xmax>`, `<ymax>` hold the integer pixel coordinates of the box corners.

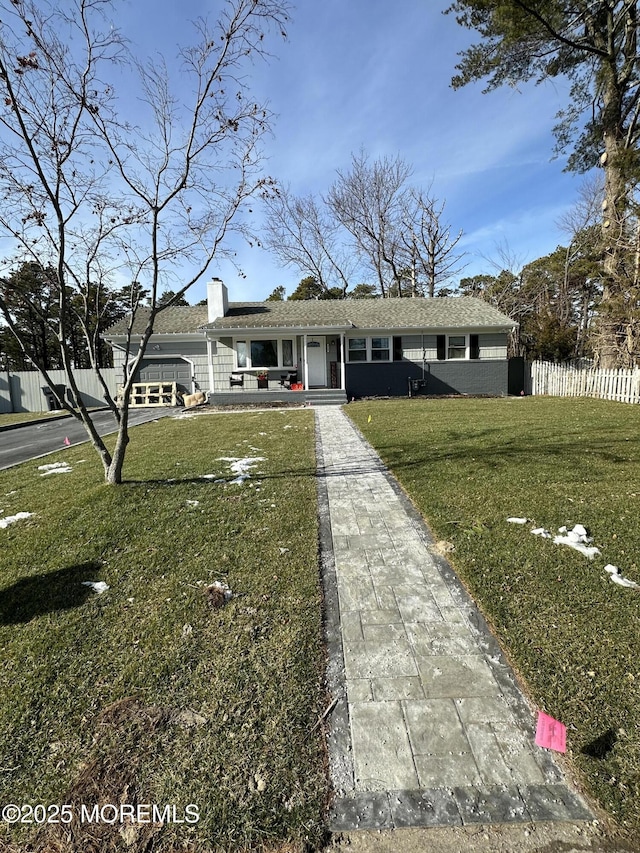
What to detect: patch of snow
<box><xmin>82</xmin><ymin>581</ymin><xmax>109</xmax><ymax>594</ymax></box>
<box><xmin>506</xmin><ymin>517</ymin><xmax>528</xmax><ymax>524</ymax></box>
<box><xmin>209</xmin><ymin>580</ymin><xmax>232</xmax><ymax>599</ymax></box>
<box><xmin>604</xmin><ymin>564</ymin><xmax>639</xmax><ymax>589</ymax></box>
<box><xmin>38</xmin><ymin>461</ymin><xmax>72</xmax><ymax>476</ymax></box>
<box><xmin>610</xmin><ymin>574</ymin><xmax>639</xmax><ymax>589</ymax></box>
<box><xmin>0</xmin><ymin>511</ymin><xmax>33</xmax><ymax>529</ymax></box>
<box><xmin>553</xmin><ymin>524</ymin><xmax>600</xmax><ymax>559</ymax></box>
<box><xmin>217</xmin><ymin>456</ymin><xmax>265</xmax><ymax>485</ymax></box>
<box><xmin>186</xmin><ymin>500</ymin><xmax>200</xmax><ymax>507</ymax></box>
<box><xmin>531</xmin><ymin>527</ymin><xmax>553</xmax><ymax>539</ymax></box>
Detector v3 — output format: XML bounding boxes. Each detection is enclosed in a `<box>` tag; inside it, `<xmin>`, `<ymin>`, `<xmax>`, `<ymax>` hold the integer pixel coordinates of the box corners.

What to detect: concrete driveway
<box><xmin>0</xmin><ymin>408</ymin><xmax>173</xmax><ymax>470</ymax></box>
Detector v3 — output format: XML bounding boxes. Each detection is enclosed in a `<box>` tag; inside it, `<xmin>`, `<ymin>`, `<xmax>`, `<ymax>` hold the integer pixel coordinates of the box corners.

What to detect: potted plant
<box><xmin>256</xmin><ymin>371</ymin><xmax>269</xmax><ymax>389</ymax></box>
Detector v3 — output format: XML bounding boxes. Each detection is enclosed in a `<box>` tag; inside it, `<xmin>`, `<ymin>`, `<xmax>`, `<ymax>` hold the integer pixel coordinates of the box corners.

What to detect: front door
<box><xmin>306</xmin><ymin>336</ymin><xmax>326</xmax><ymax>387</ymax></box>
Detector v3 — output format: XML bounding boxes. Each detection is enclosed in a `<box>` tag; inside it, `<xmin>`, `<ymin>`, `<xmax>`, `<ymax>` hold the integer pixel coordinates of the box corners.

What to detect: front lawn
<box><xmin>0</xmin><ymin>411</ymin><xmax>69</xmax><ymax>427</ymax></box>
<box><xmin>348</xmin><ymin>396</ymin><xmax>640</xmax><ymax>837</ymax></box>
<box><xmin>0</xmin><ymin>409</ymin><xmax>327</xmax><ymax>852</ymax></box>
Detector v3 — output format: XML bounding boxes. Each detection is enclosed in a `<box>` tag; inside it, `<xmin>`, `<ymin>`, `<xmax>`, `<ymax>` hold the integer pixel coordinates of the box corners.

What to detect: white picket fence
<box><xmin>530</xmin><ymin>361</ymin><xmax>640</xmax><ymax>404</ymax></box>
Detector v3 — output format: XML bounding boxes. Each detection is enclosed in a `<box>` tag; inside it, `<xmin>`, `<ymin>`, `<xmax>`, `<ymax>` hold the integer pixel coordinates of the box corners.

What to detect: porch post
<box><xmin>206</xmin><ymin>338</ymin><xmax>215</xmax><ymax>393</ymax></box>
<box><xmin>303</xmin><ymin>333</ymin><xmax>309</xmax><ymax>389</ymax></box>
<box><xmin>340</xmin><ymin>332</ymin><xmax>346</xmax><ymax>390</ymax></box>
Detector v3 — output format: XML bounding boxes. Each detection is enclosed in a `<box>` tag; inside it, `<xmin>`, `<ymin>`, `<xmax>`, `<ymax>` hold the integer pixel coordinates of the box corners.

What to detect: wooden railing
<box><xmin>119</xmin><ymin>382</ymin><xmax>179</xmax><ymax>407</ymax></box>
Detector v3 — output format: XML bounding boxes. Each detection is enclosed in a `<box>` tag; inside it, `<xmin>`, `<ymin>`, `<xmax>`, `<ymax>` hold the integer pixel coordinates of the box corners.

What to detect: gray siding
<box><xmin>345</xmin><ymin>360</ymin><xmax>510</xmax><ymax>398</ymax></box>
<box><xmin>212</xmin><ymin>335</ymin><xmax>304</xmax><ymax>391</ymax></box>
<box><xmin>399</xmin><ymin>334</ymin><xmax>438</xmax><ymax>361</ymax></box>
<box><xmin>479</xmin><ymin>333</ymin><xmax>508</xmax><ymax>359</ymax></box>
<box><xmin>212</xmin><ymin>337</ymin><xmax>236</xmax><ymax>390</ymax></box>
<box><xmin>344</xmin><ymin>330</ymin><xmax>510</xmax><ymax>397</ymax></box>
<box><xmin>397</xmin><ymin>332</ymin><xmax>507</xmax><ymax>363</ymax></box>
<box><xmin>2</xmin><ymin>368</ymin><xmax>118</xmax><ymax>412</ymax></box>
<box><xmin>0</xmin><ymin>372</ymin><xmax>12</xmax><ymax>414</ymax></box>
<box><xmin>113</xmin><ymin>337</ymin><xmax>209</xmax><ymax>392</ymax></box>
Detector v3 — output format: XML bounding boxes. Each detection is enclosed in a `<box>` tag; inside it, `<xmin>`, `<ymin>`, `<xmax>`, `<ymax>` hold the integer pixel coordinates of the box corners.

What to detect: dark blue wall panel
<box><xmin>345</xmin><ymin>360</ymin><xmax>509</xmax><ymax>398</ymax></box>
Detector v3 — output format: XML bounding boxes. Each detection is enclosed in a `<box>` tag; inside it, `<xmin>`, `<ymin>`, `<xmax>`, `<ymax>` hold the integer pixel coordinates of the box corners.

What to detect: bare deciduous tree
<box><xmin>262</xmin><ymin>187</ymin><xmax>355</xmax><ymax>296</ymax></box>
<box><xmin>264</xmin><ymin>150</ymin><xmax>465</xmax><ymax>298</ymax></box>
<box><xmin>327</xmin><ymin>151</ymin><xmax>411</xmax><ymax>297</ymax></box>
<box><xmin>401</xmin><ymin>188</ymin><xmax>465</xmax><ymax>297</ymax></box>
<box><xmin>0</xmin><ymin>0</ymin><xmax>289</xmax><ymax>484</ymax></box>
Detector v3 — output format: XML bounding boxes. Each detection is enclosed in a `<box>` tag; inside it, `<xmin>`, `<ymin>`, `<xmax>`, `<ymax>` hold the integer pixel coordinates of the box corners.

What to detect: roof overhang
<box><xmin>200</xmin><ymin>323</ymin><xmax>354</xmax><ymax>336</ymax></box>
<box><xmin>103</xmin><ymin>332</ymin><xmax>205</xmax><ymax>342</ymax></box>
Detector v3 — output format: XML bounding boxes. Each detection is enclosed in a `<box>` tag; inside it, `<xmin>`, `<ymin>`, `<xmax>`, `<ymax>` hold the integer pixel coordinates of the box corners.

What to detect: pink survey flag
<box><xmin>63</xmin><ymin>436</ymin><xmax>71</xmax><ymax>447</ymax></box>
<box><xmin>535</xmin><ymin>711</ymin><xmax>567</xmax><ymax>753</ymax></box>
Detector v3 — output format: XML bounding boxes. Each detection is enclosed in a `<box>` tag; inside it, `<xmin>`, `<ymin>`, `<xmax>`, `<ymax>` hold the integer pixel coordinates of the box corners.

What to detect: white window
<box><xmin>347</xmin><ymin>336</ymin><xmax>391</xmax><ymax>362</ymax></box>
<box><xmin>235</xmin><ymin>338</ymin><xmax>296</xmax><ymax>369</ymax></box>
<box><xmin>447</xmin><ymin>335</ymin><xmax>467</xmax><ymax>359</ymax></box>
<box><xmin>251</xmin><ymin>339</ymin><xmax>278</xmax><ymax>368</ymax></box>
<box><xmin>436</xmin><ymin>334</ymin><xmax>480</xmax><ymax>361</ymax></box>
<box><xmin>371</xmin><ymin>337</ymin><xmax>390</xmax><ymax>361</ymax></box>
<box><xmin>348</xmin><ymin>338</ymin><xmax>367</xmax><ymax>362</ymax></box>
<box><xmin>282</xmin><ymin>339</ymin><xmax>294</xmax><ymax>367</ymax></box>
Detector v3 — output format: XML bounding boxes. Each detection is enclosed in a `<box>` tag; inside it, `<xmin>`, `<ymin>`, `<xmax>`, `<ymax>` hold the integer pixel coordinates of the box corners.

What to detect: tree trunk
<box><xmin>597</xmin><ymin>60</ymin><xmax>630</xmax><ymax>368</ymax></box>
<box><xmin>106</xmin><ymin>406</ymin><xmax>130</xmax><ymax>485</ymax></box>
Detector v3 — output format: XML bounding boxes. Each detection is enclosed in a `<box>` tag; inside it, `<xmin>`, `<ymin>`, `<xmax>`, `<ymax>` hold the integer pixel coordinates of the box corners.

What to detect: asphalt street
<box><xmin>0</xmin><ymin>408</ymin><xmax>172</xmax><ymax>470</ymax></box>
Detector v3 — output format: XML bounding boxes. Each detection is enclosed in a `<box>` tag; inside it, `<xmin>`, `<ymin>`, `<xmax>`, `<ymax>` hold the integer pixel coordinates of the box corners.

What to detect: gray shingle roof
<box><xmin>104</xmin><ymin>305</ymin><xmax>208</xmax><ymax>336</ymax></box>
<box><xmin>104</xmin><ymin>297</ymin><xmax>516</xmax><ymax>337</ymax></box>
<box><xmin>202</xmin><ymin>297</ymin><xmax>517</xmax><ymax>331</ymax></box>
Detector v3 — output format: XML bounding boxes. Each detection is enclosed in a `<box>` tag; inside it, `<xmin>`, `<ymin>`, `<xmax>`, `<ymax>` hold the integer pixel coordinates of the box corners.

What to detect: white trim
<box><xmin>306</xmin><ymin>335</ymin><xmax>327</xmax><ymax>387</ymax></box>
<box><xmin>207</xmin><ymin>339</ymin><xmax>215</xmax><ymax>392</ymax></box>
<box><xmin>346</xmin><ymin>335</ymin><xmax>391</xmax><ymax>363</ymax></box>
<box><xmin>447</xmin><ymin>333</ymin><xmax>468</xmax><ymax>360</ymax></box>
<box><xmin>180</xmin><ymin>355</ymin><xmax>196</xmax><ymax>393</ymax></box>
<box><xmin>232</xmin><ymin>335</ymin><xmax>298</xmax><ymax>370</ymax></box>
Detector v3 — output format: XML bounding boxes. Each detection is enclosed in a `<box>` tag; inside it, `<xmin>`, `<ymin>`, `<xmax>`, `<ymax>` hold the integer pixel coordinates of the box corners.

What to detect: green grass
<box><xmin>0</xmin><ymin>411</ymin><xmax>69</xmax><ymax>427</ymax></box>
<box><xmin>348</xmin><ymin>396</ymin><xmax>640</xmax><ymax>836</ymax></box>
<box><xmin>0</xmin><ymin>410</ymin><xmax>327</xmax><ymax>852</ymax></box>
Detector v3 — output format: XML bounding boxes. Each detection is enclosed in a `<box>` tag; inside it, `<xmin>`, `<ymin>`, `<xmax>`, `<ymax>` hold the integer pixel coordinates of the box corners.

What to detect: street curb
<box><xmin>0</xmin><ymin>407</ymin><xmax>115</xmax><ymax>433</ymax></box>
<box><xmin>0</xmin><ymin>412</ymin><xmax>74</xmax><ymax>432</ymax></box>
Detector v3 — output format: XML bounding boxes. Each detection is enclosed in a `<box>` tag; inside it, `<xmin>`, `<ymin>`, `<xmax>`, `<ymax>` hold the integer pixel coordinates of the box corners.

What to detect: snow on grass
<box><xmin>0</xmin><ymin>511</ymin><xmax>33</xmax><ymax>529</ymax></box>
<box><xmin>38</xmin><ymin>461</ymin><xmax>72</xmax><ymax>476</ymax></box>
<box><xmin>214</xmin><ymin>456</ymin><xmax>266</xmax><ymax>486</ymax></box>
<box><xmin>82</xmin><ymin>581</ymin><xmax>110</xmax><ymax>594</ymax></box>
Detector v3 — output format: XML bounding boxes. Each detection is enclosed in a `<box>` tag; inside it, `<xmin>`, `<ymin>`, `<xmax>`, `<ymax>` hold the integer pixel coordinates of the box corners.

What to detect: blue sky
<box><xmin>119</xmin><ymin>0</ymin><xmax>592</xmax><ymax>303</ymax></box>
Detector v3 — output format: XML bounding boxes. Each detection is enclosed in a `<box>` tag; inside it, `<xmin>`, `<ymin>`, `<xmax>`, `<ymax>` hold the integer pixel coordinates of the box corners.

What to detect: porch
<box><xmin>207</xmin><ymin>387</ymin><xmax>347</xmax><ymax>407</ymax></box>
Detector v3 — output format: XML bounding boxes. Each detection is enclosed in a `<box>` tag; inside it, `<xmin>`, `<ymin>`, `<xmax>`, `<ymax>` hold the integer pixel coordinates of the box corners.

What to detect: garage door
<box><xmin>135</xmin><ymin>358</ymin><xmax>192</xmax><ymax>392</ymax></box>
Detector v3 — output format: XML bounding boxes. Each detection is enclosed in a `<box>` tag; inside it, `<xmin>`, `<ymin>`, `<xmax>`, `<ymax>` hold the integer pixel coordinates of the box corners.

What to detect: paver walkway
<box><xmin>315</xmin><ymin>406</ymin><xmax>592</xmax><ymax>830</ymax></box>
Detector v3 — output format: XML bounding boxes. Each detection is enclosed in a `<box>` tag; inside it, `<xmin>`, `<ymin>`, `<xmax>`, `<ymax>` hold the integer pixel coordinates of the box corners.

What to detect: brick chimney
<box><xmin>207</xmin><ymin>278</ymin><xmax>228</xmax><ymax>322</ymax></box>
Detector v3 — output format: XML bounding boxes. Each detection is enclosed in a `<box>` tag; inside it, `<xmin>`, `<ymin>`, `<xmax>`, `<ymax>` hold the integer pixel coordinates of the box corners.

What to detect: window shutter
<box><xmin>393</xmin><ymin>336</ymin><xmax>403</xmax><ymax>361</ymax></box>
<box><xmin>436</xmin><ymin>335</ymin><xmax>446</xmax><ymax>360</ymax></box>
<box><xmin>470</xmin><ymin>334</ymin><xmax>480</xmax><ymax>360</ymax></box>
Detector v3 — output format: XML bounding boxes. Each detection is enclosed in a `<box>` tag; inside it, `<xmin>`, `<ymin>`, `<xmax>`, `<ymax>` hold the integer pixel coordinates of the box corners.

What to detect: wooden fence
<box><xmin>530</xmin><ymin>361</ymin><xmax>640</xmax><ymax>404</ymax></box>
